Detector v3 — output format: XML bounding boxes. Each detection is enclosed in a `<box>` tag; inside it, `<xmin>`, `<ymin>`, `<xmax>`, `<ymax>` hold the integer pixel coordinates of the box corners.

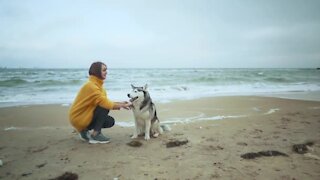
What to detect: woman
<box><xmin>69</xmin><ymin>61</ymin><xmax>131</xmax><ymax>144</ymax></box>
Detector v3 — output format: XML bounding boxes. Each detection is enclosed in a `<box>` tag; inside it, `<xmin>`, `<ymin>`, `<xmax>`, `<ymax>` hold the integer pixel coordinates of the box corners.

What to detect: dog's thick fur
<box><xmin>127</xmin><ymin>84</ymin><xmax>166</xmax><ymax>140</ymax></box>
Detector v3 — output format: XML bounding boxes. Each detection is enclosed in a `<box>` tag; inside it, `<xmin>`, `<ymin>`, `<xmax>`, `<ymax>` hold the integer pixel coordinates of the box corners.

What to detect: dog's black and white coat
<box><xmin>127</xmin><ymin>84</ymin><xmax>166</xmax><ymax>140</ymax></box>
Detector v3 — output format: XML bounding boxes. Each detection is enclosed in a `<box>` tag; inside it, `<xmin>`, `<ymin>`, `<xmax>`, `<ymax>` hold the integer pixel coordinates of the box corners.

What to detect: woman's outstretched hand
<box><xmin>121</xmin><ymin>101</ymin><xmax>132</xmax><ymax>110</ymax></box>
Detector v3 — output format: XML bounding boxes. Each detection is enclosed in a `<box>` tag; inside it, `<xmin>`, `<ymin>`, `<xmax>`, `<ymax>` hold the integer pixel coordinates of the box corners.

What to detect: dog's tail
<box><xmin>160</xmin><ymin>124</ymin><xmax>171</xmax><ymax>132</ymax></box>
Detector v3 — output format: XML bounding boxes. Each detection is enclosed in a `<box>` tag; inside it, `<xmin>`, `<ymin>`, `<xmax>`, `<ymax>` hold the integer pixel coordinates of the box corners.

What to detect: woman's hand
<box><xmin>121</xmin><ymin>101</ymin><xmax>132</xmax><ymax>110</ymax></box>
<box><xmin>113</xmin><ymin>101</ymin><xmax>132</xmax><ymax>110</ymax></box>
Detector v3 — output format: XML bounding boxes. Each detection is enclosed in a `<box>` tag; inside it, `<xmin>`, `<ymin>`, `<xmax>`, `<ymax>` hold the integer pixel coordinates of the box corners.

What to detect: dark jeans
<box><xmin>87</xmin><ymin>106</ymin><xmax>115</xmax><ymax>132</ymax></box>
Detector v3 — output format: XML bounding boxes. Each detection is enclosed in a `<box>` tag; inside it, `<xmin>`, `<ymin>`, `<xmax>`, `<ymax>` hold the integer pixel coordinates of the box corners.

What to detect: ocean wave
<box><xmin>0</xmin><ymin>78</ymin><xmax>83</xmax><ymax>87</ymax></box>
<box><xmin>33</xmin><ymin>79</ymin><xmax>83</xmax><ymax>86</ymax></box>
<box><xmin>1</xmin><ymin>68</ymin><xmax>320</xmax><ymax>107</ymax></box>
<box><xmin>0</xmin><ymin>78</ymin><xmax>28</xmax><ymax>87</ymax></box>
<box><xmin>264</xmin><ymin>77</ymin><xmax>291</xmax><ymax>83</ymax></box>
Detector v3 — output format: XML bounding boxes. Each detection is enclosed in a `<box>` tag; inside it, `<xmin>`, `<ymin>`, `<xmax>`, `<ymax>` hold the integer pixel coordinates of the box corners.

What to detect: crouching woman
<box><xmin>69</xmin><ymin>61</ymin><xmax>131</xmax><ymax>144</ymax></box>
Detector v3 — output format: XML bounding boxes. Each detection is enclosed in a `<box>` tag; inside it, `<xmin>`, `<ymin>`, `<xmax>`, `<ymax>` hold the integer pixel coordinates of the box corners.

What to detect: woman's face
<box><xmin>101</xmin><ymin>64</ymin><xmax>107</xmax><ymax>80</ymax></box>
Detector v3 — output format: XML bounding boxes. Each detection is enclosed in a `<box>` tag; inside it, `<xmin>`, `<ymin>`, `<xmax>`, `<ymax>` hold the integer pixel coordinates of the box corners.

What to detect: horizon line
<box><xmin>0</xmin><ymin>67</ymin><xmax>319</xmax><ymax>70</ymax></box>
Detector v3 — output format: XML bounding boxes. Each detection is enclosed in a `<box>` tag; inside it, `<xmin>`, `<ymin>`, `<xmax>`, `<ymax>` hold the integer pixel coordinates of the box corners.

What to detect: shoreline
<box><xmin>260</xmin><ymin>91</ymin><xmax>320</xmax><ymax>102</ymax></box>
<box><xmin>2</xmin><ymin>95</ymin><xmax>320</xmax><ymax>128</ymax></box>
<box><xmin>1</xmin><ymin>91</ymin><xmax>320</xmax><ymax>109</ymax></box>
<box><xmin>1</xmin><ymin>96</ymin><xmax>320</xmax><ymax>179</ymax></box>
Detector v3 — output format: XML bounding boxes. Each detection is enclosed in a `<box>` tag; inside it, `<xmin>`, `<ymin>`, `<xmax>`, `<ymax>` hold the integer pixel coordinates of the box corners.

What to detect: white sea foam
<box><xmin>4</xmin><ymin>126</ymin><xmax>21</xmax><ymax>131</ymax></box>
<box><xmin>264</xmin><ymin>108</ymin><xmax>280</xmax><ymax>115</ymax></box>
<box><xmin>252</xmin><ymin>107</ymin><xmax>261</xmax><ymax>111</ymax></box>
<box><xmin>308</xmin><ymin>106</ymin><xmax>320</xmax><ymax>109</ymax></box>
<box><xmin>113</xmin><ymin>114</ymin><xmax>246</xmax><ymax>127</ymax></box>
<box><xmin>3</xmin><ymin>126</ymin><xmax>71</xmax><ymax>131</ymax></box>
<box><xmin>115</xmin><ymin>121</ymin><xmax>134</xmax><ymax>127</ymax></box>
<box><xmin>163</xmin><ymin>114</ymin><xmax>246</xmax><ymax>124</ymax></box>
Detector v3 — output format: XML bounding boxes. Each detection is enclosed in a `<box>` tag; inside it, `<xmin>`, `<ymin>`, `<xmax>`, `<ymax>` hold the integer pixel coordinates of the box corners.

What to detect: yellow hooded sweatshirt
<box><xmin>69</xmin><ymin>75</ymin><xmax>114</xmax><ymax>132</ymax></box>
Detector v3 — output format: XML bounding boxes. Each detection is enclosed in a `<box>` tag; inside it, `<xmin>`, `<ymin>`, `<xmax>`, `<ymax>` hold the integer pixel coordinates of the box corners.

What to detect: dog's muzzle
<box><xmin>127</xmin><ymin>94</ymin><xmax>138</xmax><ymax>102</ymax></box>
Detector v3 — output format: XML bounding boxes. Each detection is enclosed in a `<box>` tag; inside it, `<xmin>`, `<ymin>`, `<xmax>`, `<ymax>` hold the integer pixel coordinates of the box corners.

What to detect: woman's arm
<box><xmin>112</xmin><ymin>101</ymin><xmax>132</xmax><ymax>110</ymax></box>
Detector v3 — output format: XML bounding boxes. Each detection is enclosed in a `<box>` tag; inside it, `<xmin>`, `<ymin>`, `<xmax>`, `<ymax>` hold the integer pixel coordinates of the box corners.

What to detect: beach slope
<box><xmin>0</xmin><ymin>96</ymin><xmax>320</xmax><ymax>179</ymax></box>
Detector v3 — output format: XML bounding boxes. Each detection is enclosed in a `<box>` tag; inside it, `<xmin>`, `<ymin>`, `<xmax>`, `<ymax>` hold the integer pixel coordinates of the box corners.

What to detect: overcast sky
<box><xmin>0</xmin><ymin>0</ymin><xmax>319</xmax><ymax>68</ymax></box>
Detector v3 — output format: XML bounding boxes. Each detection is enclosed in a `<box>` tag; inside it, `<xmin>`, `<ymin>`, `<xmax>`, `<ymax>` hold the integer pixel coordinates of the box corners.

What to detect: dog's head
<box><xmin>127</xmin><ymin>84</ymin><xmax>148</xmax><ymax>103</ymax></box>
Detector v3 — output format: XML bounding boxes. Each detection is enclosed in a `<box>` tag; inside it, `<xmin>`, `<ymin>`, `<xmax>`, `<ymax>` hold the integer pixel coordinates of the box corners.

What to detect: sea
<box><xmin>1</xmin><ymin>68</ymin><xmax>320</xmax><ymax>107</ymax></box>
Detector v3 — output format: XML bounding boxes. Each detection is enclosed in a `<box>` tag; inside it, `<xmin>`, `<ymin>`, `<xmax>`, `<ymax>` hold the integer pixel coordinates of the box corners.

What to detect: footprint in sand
<box><xmin>28</xmin><ymin>146</ymin><xmax>48</xmax><ymax>153</ymax></box>
<box><xmin>281</xmin><ymin>117</ymin><xmax>291</xmax><ymax>122</ymax></box>
<box><xmin>237</xmin><ymin>142</ymin><xmax>248</xmax><ymax>146</ymax></box>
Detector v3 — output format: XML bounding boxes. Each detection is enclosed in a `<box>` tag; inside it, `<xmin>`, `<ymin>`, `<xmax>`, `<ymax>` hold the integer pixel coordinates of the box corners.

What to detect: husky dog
<box><xmin>127</xmin><ymin>84</ymin><xmax>168</xmax><ymax>140</ymax></box>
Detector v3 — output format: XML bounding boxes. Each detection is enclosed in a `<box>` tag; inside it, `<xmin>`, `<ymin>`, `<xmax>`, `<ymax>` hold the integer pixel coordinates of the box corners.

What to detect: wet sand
<box><xmin>0</xmin><ymin>96</ymin><xmax>320</xmax><ymax>179</ymax></box>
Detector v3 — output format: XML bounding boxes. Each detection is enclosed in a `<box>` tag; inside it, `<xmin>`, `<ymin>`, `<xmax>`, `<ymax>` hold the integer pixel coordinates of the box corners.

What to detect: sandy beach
<box><xmin>0</xmin><ymin>96</ymin><xmax>320</xmax><ymax>179</ymax></box>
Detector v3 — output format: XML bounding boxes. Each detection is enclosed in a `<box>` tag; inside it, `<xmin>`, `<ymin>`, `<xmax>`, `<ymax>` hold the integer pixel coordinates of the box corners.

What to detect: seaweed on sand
<box><xmin>241</xmin><ymin>150</ymin><xmax>288</xmax><ymax>159</ymax></box>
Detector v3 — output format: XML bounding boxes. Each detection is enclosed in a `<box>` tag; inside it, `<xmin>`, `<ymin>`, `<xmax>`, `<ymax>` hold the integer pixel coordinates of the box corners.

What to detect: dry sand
<box><xmin>0</xmin><ymin>96</ymin><xmax>320</xmax><ymax>179</ymax></box>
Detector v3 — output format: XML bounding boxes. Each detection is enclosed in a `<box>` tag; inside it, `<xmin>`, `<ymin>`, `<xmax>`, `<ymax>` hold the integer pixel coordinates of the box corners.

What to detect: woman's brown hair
<box><xmin>89</xmin><ymin>61</ymin><xmax>106</xmax><ymax>79</ymax></box>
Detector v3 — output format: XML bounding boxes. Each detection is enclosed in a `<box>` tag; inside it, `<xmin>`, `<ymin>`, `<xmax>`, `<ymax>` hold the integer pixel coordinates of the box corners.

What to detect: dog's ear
<box><xmin>131</xmin><ymin>84</ymin><xmax>135</xmax><ymax>89</ymax></box>
<box><xmin>144</xmin><ymin>84</ymin><xmax>148</xmax><ymax>90</ymax></box>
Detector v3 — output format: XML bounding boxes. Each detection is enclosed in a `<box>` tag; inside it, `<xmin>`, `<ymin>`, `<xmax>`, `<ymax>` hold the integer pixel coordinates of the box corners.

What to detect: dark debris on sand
<box><xmin>49</xmin><ymin>172</ymin><xmax>78</xmax><ymax>180</ymax></box>
<box><xmin>127</xmin><ymin>140</ymin><xmax>143</xmax><ymax>147</ymax></box>
<box><xmin>292</xmin><ymin>141</ymin><xmax>314</xmax><ymax>154</ymax></box>
<box><xmin>166</xmin><ymin>139</ymin><xmax>189</xmax><ymax>148</ymax></box>
<box><xmin>241</xmin><ymin>150</ymin><xmax>288</xmax><ymax>159</ymax></box>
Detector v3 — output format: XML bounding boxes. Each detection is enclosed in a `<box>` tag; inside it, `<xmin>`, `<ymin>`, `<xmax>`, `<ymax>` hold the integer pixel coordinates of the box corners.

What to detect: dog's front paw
<box><xmin>144</xmin><ymin>135</ymin><xmax>150</xmax><ymax>140</ymax></box>
<box><xmin>131</xmin><ymin>135</ymin><xmax>138</xmax><ymax>139</ymax></box>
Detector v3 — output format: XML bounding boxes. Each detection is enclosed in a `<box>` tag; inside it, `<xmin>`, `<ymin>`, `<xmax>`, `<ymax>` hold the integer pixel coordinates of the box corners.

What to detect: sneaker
<box><xmin>79</xmin><ymin>130</ymin><xmax>90</xmax><ymax>141</ymax></box>
<box><xmin>89</xmin><ymin>132</ymin><xmax>110</xmax><ymax>144</ymax></box>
